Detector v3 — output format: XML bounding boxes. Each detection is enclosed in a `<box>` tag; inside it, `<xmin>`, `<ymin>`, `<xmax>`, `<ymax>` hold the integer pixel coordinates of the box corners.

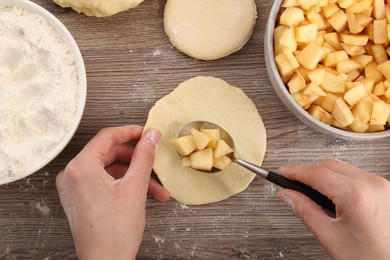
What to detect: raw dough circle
<box><xmin>53</xmin><ymin>0</ymin><xmax>144</xmax><ymax>17</ymax></box>
<box><xmin>145</xmin><ymin>76</ymin><xmax>267</xmax><ymax>205</ymax></box>
<box><xmin>163</xmin><ymin>0</ymin><xmax>257</xmax><ymax>60</ymax></box>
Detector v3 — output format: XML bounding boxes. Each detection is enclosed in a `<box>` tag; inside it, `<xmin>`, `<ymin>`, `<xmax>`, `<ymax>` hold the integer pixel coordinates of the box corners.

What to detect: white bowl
<box><xmin>0</xmin><ymin>0</ymin><xmax>86</xmax><ymax>184</ymax></box>
<box><xmin>264</xmin><ymin>0</ymin><xmax>390</xmax><ymax>140</ymax></box>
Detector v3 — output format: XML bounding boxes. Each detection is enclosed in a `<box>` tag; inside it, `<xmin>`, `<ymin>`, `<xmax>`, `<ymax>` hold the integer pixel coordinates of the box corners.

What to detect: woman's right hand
<box><xmin>277</xmin><ymin>159</ymin><xmax>390</xmax><ymax>260</ymax></box>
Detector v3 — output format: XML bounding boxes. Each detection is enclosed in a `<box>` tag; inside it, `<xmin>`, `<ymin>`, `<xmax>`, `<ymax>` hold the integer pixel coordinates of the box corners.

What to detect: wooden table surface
<box><xmin>1</xmin><ymin>0</ymin><xmax>389</xmax><ymax>259</ymax></box>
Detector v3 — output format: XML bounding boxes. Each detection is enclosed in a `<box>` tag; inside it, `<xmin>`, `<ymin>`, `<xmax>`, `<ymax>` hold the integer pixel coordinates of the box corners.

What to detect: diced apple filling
<box><xmin>273</xmin><ymin>0</ymin><xmax>390</xmax><ymax>133</ymax></box>
<box><xmin>170</xmin><ymin>127</ymin><xmax>234</xmax><ymax>171</ymax></box>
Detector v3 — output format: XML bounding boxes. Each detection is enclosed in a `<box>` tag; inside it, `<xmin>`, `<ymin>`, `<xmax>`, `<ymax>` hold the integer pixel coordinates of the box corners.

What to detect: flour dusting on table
<box><xmin>0</xmin><ymin>5</ymin><xmax>79</xmax><ymax>180</ymax></box>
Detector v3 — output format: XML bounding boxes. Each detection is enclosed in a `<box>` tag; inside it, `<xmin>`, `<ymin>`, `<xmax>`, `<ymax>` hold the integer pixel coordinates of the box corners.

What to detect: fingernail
<box><xmin>146</xmin><ymin>130</ymin><xmax>160</xmax><ymax>149</ymax></box>
<box><xmin>277</xmin><ymin>192</ymin><xmax>295</xmax><ymax>212</ymax></box>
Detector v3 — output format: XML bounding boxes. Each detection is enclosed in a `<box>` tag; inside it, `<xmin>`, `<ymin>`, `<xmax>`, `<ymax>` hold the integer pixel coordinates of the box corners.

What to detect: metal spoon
<box><xmin>178</xmin><ymin>121</ymin><xmax>336</xmax><ymax>213</ymax></box>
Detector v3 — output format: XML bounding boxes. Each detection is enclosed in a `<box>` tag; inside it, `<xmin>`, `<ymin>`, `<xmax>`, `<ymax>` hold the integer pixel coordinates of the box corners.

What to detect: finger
<box><xmin>320</xmin><ymin>159</ymin><xmax>373</xmax><ymax>181</ymax></box>
<box><xmin>148</xmin><ymin>178</ymin><xmax>171</xmax><ymax>201</ymax></box>
<box><xmin>103</xmin><ymin>144</ymin><xmax>135</xmax><ymax>166</ymax></box>
<box><xmin>82</xmin><ymin>125</ymin><xmax>144</xmax><ymax>160</ymax></box>
<box><xmin>277</xmin><ymin>189</ymin><xmax>335</xmax><ymax>247</ymax></box>
<box><xmin>105</xmin><ymin>163</ymin><xmax>128</xmax><ymax>180</ymax></box>
<box><xmin>278</xmin><ymin>164</ymin><xmax>351</xmax><ymax>206</ymax></box>
<box><xmin>123</xmin><ymin>130</ymin><xmax>161</xmax><ymax>194</ymax></box>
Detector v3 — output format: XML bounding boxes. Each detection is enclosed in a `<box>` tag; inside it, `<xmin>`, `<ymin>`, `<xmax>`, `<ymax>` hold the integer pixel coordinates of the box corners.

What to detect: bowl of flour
<box><xmin>0</xmin><ymin>0</ymin><xmax>86</xmax><ymax>184</ymax></box>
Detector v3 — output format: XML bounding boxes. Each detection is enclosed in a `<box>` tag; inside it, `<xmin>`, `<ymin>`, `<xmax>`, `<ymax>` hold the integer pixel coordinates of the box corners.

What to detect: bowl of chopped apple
<box><xmin>264</xmin><ymin>0</ymin><xmax>390</xmax><ymax>140</ymax></box>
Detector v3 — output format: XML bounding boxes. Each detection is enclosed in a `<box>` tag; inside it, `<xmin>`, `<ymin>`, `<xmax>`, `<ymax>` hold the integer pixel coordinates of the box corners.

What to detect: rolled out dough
<box><xmin>163</xmin><ymin>0</ymin><xmax>257</xmax><ymax>60</ymax></box>
<box><xmin>145</xmin><ymin>76</ymin><xmax>267</xmax><ymax>205</ymax></box>
<box><xmin>53</xmin><ymin>0</ymin><xmax>144</xmax><ymax>17</ymax></box>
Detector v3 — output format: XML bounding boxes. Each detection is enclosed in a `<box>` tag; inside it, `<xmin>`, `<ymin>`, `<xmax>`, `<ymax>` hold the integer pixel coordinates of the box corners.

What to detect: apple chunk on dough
<box><xmin>214</xmin><ymin>140</ymin><xmax>234</xmax><ymax>158</ymax></box>
<box><xmin>190</xmin><ymin>148</ymin><xmax>213</xmax><ymax>171</ymax></box>
<box><xmin>170</xmin><ymin>136</ymin><xmax>197</xmax><ymax>156</ymax></box>
<box><xmin>190</xmin><ymin>128</ymin><xmax>211</xmax><ymax>150</ymax></box>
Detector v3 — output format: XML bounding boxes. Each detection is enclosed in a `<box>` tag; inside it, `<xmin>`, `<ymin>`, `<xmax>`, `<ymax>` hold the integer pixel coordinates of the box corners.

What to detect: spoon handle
<box><xmin>234</xmin><ymin>159</ymin><xmax>335</xmax><ymax>213</ymax></box>
<box><xmin>266</xmin><ymin>171</ymin><xmax>336</xmax><ymax>213</ymax></box>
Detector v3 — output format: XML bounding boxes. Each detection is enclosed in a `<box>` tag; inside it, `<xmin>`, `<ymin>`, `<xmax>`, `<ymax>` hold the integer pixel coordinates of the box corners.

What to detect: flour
<box><xmin>0</xmin><ymin>5</ymin><xmax>79</xmax><ymax>180</ymax></box>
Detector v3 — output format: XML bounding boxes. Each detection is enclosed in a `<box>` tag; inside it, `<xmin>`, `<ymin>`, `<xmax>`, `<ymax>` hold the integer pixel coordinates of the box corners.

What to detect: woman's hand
<box><xmin>56</xmin><ymin>125</ymin><xmax>170</xmax><ymax>260</ymax></box>
<box><xmin>277</xmin><ymin>159</ymin><xmax>390</xmax><ymax>260</ymax></box>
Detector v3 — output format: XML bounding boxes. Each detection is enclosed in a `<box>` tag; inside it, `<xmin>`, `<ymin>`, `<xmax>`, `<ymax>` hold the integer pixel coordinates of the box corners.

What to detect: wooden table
<box><xmin>1</xmin><ymin>0</ymin><xmax>389</xmax><ymax>259</ymax></box>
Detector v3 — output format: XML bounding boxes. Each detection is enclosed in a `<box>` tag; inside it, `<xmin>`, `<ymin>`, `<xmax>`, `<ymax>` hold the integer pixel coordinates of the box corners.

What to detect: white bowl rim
<box><xmin>0</xmin><ymin>0</ymin><xmax>87</xmax><ymax>184</ymax></box>
<box><xmin>264</xmin><ymin>0</ymin><xmax>390</xmax><ymax>141</ymax></box>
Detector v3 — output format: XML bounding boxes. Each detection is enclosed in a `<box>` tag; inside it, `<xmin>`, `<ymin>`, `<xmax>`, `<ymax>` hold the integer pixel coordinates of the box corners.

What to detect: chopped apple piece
<box><xmin>308</xmin><ymin>68</ymin><xmax>326</xmax><ymax>85</ymax></box>
<box><xmin>190</xmin><ymin>148</ymin><xmax>213</xmax><ymax>171</ymax></box>
<box><xmin>190</xmin><ymin>128</ymin><xmax>211</xmax><ymax>150</ymax></box>
<box><xmin>275</xmin><ymin>53</ymin><xmax>294</xmax><ymax>78</ymax></box>
<box><xmin>359</xmin><ymin>78</ymin><xmax>376</xmax><ymax>93</ymax></box>
<box><xmin>355</xmin><ymin>96</ymin><xmax>374</xmax><ymax>122</ymax></box>
<box><xmin>295</xmin><ymin>24</ymin><xmax>318</xmax><ymax>43</ymax></box>
<box><xmin>321</xmin><ymin>93</ymin><xmax>339</xmax><ymax>112</ymax></box>
<box><xmin>367</xmin><ymin>124</ymin><xmax>385</xmax><ymax>132</ymax></box>
<box><xmin>292</xmin><ymin>91</ymin><xmax>319</xmax><ymax>109</ymax></box>
<box><xmin>336</xmin><ymin>59</ymin><xmax>361</xmax><ymax>73</ymax></box>
<box><xmin>365</xmin><ymin>61</ymin><xmax>384</xmax><ymax>83</ymax></box>
<box><xmin>323</xmin><ymin>32</ymin><xmax>343</xmax><ymax>50</ymax></box>
<box><xmin>377</xmin><ymin>60</ymin><xmax>390</xmax><ymax>81</ymax></box>
<box><xmin>279</xmin><ymin>28</ymin><xmax>298</xmax><ymax>52</ymax></box>
<box><xmin>347</xmin><ymin>70</ymin><xmax>360</xmax><ymax>81</ymax></box>
<box><xmin>307</xmin><ymin>10</ymin><xmax>327</xmax><ymax>30</ymax></box>
<box><xmin>338</xmin><ymin>0</ymin><xmax>356</xmax><ymax>9</ymax></box>
<box><xmin>170</xmin><ymin>135</ymin><xmax>197</xmax><ymax>156</ymax></box>
<box><xmin>349</xmin><ymin>119</ymin><xmax>369</xmax><ymax>133</ymax></box>
<box><xmin>309</xmin><ymin>105</ymin><xmax>334</xmax><ymax>125</ymax></box>
<box><xmin>320</xmin><ymin>71</ymin><xmax>346</xmax><ymax>93</ymax></box>
<box><xmin>371</xmin><ymin>44</ymin><xmax>387</xmax><ymax>64</ymax></box>
<box><xmin>214</xmin><ymin>140</ymin><xmax>234</xmax><ymax>158</ymax></box>
<box><xmin>373</xmin><ymin>0</ymin><xmax>385</xmax><ymax>19</ymax></box>
<box><xmin>288</xmin><ymin>72</ymin><xmax>307</xmax><ymax>93</ymax></box>
<box><xmin>201</xmin><ymin>128</ymin><xmax>220</xmax><ymax>149</ymax></box>
<box><xmin>328</xmin><ymin>9</ymin><xmax>348</xmax><ymax>32</ymax></box>
<box><xmin>280</xmin><ymin>7</ymin><xmax>305</xmax><ymax>26</ymax></box>
<box><xmin>282</xmin><ymin>48</ymin><xmax>300</xmax><ymax>69</ymax></box>
<box><xmin>344</xmin><ymin>84</ymin><xmax>368</xmax><ymax>106</ymax></box>
<box><xmin>296</xmin><ymin>42</ymin><xmax>324</xmax><ymax>70</ymax></box>
<box><xmin>370</xmin><ymin>100</ymin><xmax>387</xmax><ymax>125</ymax></box>
<box><xmin>213</xmin><ymin>156</ymin><xmax>232</xmax><ymax>171</ymax></box>
<box><xmin>346</xmin><ymin>11</ymin><xmax>365</xmax><ymax>34</ymax></box>
<box><xmin>352</xmin><ymin>54</ymin><xmax>374</xmax><ymax>69</ymax></box>
<box><xmin>340</xmin><ymin>34</ymin><xmax>369</xmax><ymax>46</ymax></box>
<box><xmin>373</xmin><ymin>82</ymin><xmax>386</xmax><ymax>96</ymax></box>
<box><xmin>322</xmin><ymin>3</ymin><xmax>340</xmax><ymax>18</ymax></box>
<box><xmin>347</xmin><ymin>0</ymin><xmax>374</xmax><ymax>13</ymax></box>
<box><xmin>356</xmin><ymin>13</ymin><xmax>373</xmax><ymax>27</ymax></box>
<box><xmin>298</xmin><ymin>0</ymin><xmax>320</xmax><ymax>9</ymax></box>
<box><xmin>341</xmin><ymin>43</ymin><xmax>366</xmax><ymax>56</ymax></box>
<box><xmin>373</xmin><ymin>19</ymin><xmax>388</xmax><ymax>44</ymax></box>
<box><xmin>323</xmin><ymin>50</ymin><xmax>349</xmax><ymax>67</ymax></box>
<box><xmin>332</xmin><ymin>97</ymin><xmax>355</xmax><ymax>127</ymax></box>
<box><xmin>303</xmin><ymin>82</ymin><xmax>327</xmax><ymax>96</ymax></box>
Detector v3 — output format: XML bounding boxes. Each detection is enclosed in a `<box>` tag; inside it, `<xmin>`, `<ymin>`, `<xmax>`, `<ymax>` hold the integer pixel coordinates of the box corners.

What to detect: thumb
<box><xmin>277</xmin><ymin>189</ymin><xmax>335</xmax><ymax>243</ymax></box>
<box><xmin>123</xmin><ymin>129</ymin><xmax>161</xmax><ymax>194</ymax></box>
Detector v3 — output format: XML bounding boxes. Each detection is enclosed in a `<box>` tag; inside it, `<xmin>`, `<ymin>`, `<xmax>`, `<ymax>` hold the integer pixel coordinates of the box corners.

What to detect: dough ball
<box><xmin>145</xmin><ymin>76</ymin><xmax>266</xmax><ymax>205</ymax></box>
<box><xmin>163</xmin><ymin>0</ymin><xmax>257</xmax><ymax>60</ymax></box>
<box><xmin>53</xmin><ymin>0</ymin><xmax>144</xmax><ymax>17</ymax></box>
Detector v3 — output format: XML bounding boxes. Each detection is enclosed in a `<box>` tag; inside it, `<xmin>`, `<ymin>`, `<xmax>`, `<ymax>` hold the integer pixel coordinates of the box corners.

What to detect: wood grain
<box><xmin>0</xmin><ymin>0</ymin><xmax>389</xmax><ymax>259</ymax></box>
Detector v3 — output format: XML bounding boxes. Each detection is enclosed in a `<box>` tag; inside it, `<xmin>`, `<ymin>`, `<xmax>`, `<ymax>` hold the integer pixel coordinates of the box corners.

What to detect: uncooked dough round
<box><xmin>145</xmin><ymin>76</ymin><xmax>267</xmax><ymax>205</ymax></box>
<box><xmin>53</xmin><ymin>0</ymin><xmax>144</xmax><ymax>17</ymax></box>
<box><xmin>163</xmin><ymin>0</ymin><xmax>257</xmax><ymax>60</ymax></box>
